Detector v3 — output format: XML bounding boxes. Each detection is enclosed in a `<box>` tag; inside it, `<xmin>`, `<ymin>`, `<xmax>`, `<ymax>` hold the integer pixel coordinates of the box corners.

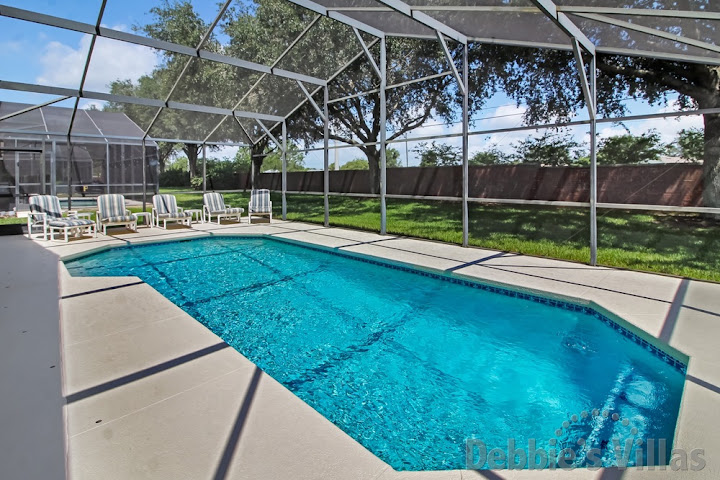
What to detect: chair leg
<box><xmin>64</xmin><ymin>228</ymin><xmax>69</xmax><ymax>243</ymax></box>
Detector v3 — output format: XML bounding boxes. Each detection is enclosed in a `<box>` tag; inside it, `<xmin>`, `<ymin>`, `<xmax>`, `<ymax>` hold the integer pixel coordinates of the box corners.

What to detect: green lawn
<box><xmin>8</xmin><ymin>188</ymin><xmax>719</xmax><ymax>282</ymax></box>
<box><xmin>158</xmin><ymin>190</ymin><xmax>720</xmax><ymax>282</ymax></box>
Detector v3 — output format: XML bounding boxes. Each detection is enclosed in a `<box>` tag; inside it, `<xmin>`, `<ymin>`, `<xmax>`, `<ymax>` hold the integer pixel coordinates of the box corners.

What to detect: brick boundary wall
<box><xmin>249</xmin><ymin>164</ymin><xmax>704</xmax><ymax>206</ymax></box>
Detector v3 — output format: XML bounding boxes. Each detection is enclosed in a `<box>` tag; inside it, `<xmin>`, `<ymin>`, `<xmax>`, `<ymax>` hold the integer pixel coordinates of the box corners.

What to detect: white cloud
<box><xmin>36</xmin><ymin>30</ymin><xmax>158</xmax><ymax>91</ymax></box>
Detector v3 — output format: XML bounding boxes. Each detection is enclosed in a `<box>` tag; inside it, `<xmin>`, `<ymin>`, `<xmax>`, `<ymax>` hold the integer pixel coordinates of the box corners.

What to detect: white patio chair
<box><xmin>203</xmin><ymin>192</ymin><xmax>244</xmax><ymax>224</ymax></box>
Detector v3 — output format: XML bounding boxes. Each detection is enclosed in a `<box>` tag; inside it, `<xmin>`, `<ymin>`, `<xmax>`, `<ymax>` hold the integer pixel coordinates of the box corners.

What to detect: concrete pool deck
<box><xmin>2</xmin><ymin>219</ymin><xmax>719</xmax><ymax>479</ymax></box>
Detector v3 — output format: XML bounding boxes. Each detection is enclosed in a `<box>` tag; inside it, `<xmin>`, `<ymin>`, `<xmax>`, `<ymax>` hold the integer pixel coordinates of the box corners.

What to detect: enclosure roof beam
<box><xmin>573</xmin><ymin>12</ymin><xmax>720</xmax><ymax>56</ymax></box>
<box><xmin>571</xmin><ymin>39</ymin><xmax>595</xmax><ymax>121</ymax></box>
<box><xmin>556</xmin><ymin>6</ymin><xmax>720</xmax><ymax>20</ymax></box>
<box><xmin>436</xmin><ymin>32</ymin><xmax>465</xmax><ymax>95</ymax></box>
<box><xmin>285</xmin><ymin>0</ymin><xmax>385</xmax><ymax>38</ymax></box>
<box><xmin>0</xmin><ymin>4</ymin><xmax>326</xmax><ymax>87</ymax></box>
<box><xmin>530</xmin><ymin>0</ymin><xmax>594</xmax><ymax>55</ymax></box>
<box><xmin>254</xmin><ymin>38</ymin><xmax>380</xmax><ymax>146</ymax></box>
<box><xmin>66</xmin><ymin>0</ymin><xmax>107</xmax><ymax>137</ymax></box>
<box><xmin>255</xmin><ymin>118</ymin><xmax>280</xmax><ymax>148</ymax></box>
<box><xmin>296</xmin><ymin>81</ymin><xmax>326</xmax><ymax>123</ymax></box>
<box><xmin>0</xmin><ymin>96</ymin><xmax>71</xmax><ymax>122</ymax></box>
<box><xmin>143</xmin><ymin>0</ymin><xmax>235</xmax><ymax>139</ymax></box>
<box><xmin>202</xmin><ymin>14</ymin><xmax>323</xmax><ymax>145</ymax></box>
<box><xmin>0</xmin><ymin>80</ymin><xmax>284</xmax><ymax>123</ymax></box>
<box><xmin>373</xmin><ymin>0</ymin><xmax>467</xmax><ymax>44</ymax></box>
<box><xmin>353</xmin><ymin>28</ymin><xmax>381</xmax><ymax>79</ymax></box>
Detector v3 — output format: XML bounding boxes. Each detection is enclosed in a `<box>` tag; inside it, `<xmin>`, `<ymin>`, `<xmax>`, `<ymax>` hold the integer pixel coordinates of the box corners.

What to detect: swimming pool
<box><xmin>65</xmin><ymin>236</ymin><xmax>686</xmax><ymax>471</ymax></box>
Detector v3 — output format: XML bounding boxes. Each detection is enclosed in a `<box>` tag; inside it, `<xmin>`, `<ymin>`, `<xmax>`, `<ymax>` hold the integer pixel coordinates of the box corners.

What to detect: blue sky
<box><xmin>1</xmin><ymin>0</ymin><xmax>704</xmax><ymax>169</ymax></box>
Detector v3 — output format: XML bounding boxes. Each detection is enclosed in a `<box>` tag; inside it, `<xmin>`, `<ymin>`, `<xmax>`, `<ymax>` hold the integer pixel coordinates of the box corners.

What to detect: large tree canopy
<box><xmin>104</xmin><ymin>0</ymin><xmax>719</xmax><ymax>205</ymax></box>
<box><xmin>470</xmin><ymin>41</ymin><xmax>719</xmax><ymax>205</ymax></box>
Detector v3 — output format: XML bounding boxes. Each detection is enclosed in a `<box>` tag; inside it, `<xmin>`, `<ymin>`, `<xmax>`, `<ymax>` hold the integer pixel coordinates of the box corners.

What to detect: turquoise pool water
<box><xmin>65</xmin><ymin>237</ymin><xmax>686</xmax><ymax>471</ymax></box>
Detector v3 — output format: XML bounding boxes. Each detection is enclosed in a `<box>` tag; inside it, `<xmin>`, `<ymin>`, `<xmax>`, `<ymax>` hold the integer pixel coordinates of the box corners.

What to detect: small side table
<box><xmin>70</xmin><ymin>212</ymin><xmax>93</xmax><ymax>237</ymax></box>
<box><xmin>185</xmin><ymin>209</ymin><xmax>204</xmax><ymax>224</ymax></box>
<box><xmin>135</xmin><ymin>212</ymin><xmax>153</xmax><ymax>228</ymax></box>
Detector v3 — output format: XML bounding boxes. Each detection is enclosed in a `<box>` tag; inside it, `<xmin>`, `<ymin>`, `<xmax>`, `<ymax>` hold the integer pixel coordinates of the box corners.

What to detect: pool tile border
<box><xmin>64</xmin><ymin>233</ymin><xmax>688</xmax><ymax>374</ymax></box>
<box><xmin>272</xmin><ymin>236</ymin><xmax>688</xmax><ymax>374</ymax></box>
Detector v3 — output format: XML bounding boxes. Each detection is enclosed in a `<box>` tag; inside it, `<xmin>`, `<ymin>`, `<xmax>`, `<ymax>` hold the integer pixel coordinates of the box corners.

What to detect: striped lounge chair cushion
<box><xmin>158</xmin><ymin>211</ymin><xmax>192</xmax><ymax>218</ymax></box>
<box><xmin>103</xmin><ymin>215</ymin><xmax>137</xmax><ymax>223</ymax></box>
<box><xmin>153</xmin><ymin>194</ymin><xmax>182</xmax><ymax>215</ymax></box>
<box><xmin>48</xmin><ymin>219</ymin><xmax>95</xmax><ymax>227</ymax></box>
<box><xmin>97</xmin><ymin>194</ymin><xmax>128</xmax><ymax>220</ymax></box>
<box><xmin>249</xmin><ymin>189</ymin><xmax>271</xmax><ymax>213</ymax></box>
<box><xmin>224</xmin><ymin>207</ymin><xmax>244</xmax><ymax>214</ymax></box>
<box><xmin>203</xmin><ymin>192</ymin><xmax>226</xmax><ymax>213</ymax></box>
<box><xmin>104</xmin><ymin>215</ymin><xmax>136</xmax><ymax>223</ymax></box>
<box><xmin>29</xmin><ymin>195</ymin><xmax>64</xmax><ymax>220</ymax></box>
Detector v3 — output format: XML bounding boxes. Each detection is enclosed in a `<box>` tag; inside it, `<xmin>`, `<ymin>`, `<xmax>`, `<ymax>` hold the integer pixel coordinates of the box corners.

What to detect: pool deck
<box><xmin>2</xmin><ymin>219</ymin><xmax>719</xmax><ymax>479</ymax></box>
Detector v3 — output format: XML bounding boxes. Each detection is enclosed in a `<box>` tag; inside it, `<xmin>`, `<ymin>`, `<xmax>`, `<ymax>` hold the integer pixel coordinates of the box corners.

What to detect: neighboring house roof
<box><xmin>0</xmin><ymin>102</ymin><xmax>155</xmax><ymax>146</ymax></box>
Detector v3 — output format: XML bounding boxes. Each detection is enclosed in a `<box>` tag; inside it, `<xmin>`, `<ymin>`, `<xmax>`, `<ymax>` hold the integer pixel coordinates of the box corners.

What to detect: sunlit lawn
<box><xmin>158</xmin><ymin>189</ymin><xmax>720</xmax><ymax>283</ymax></box>
<box><xmin>6</xmin><ymin>188</ymin><xmax>718</xmax><ymax>282</ymax></box>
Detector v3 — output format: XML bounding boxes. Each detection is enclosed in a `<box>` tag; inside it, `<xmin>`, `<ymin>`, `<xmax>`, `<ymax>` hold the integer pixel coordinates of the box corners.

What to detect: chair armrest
<box><xmin>177</xmin><ymin>207</ymin><xmax>184</xmax><ymax>212</ymax></box>
<box><xmin>65</xmin><ymin>210</ymin><xmax>79</xmax><ymax>218</ymax></box>
<box><xmin>28</xmin><ymin>212</ymin><xmax>46</xmax><ymax>220</ymax></box>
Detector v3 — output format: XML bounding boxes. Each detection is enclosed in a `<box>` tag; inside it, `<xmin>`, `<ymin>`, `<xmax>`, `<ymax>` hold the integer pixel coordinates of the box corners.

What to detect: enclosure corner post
<box><xmin>67</xmin><ymin>136</ymin><xmax>73</xmax><ymax>211</ymax></box>
<box><xmin>380</xmin><ymin>35</ymin><xmax>387</xmax><ymax>235</ymax></box>
<box><xmin>589</xmin><ymin>55</ymin><xmax>598</xmax><ymax>266</ymax></box>
<box><xmin>324</xmin><ymin>85</ymin><xmax>330</xmax><ymax>228</ymax></box>
<box><xmin>50</xmin><ymin>140</ymin><xmax>57</xmax><ymax>197</ymax></box>
<box><xmin>462</xmin><ymin>40</ymin><xmax>469</xmax><ymax>248</ymax></box>
<box><xmin>142</xmin><ymin>139</ymin><xmax>147</xmax><ymax>212</ymax></box>
<box><xmin>202</xmin><ymin>144</ymin><xmax>207</xmax><ymax>194</ymax></box>
<box><xmin>282</xmin><ymin>121</ymin><xmax>287</xmax><ymax>221</ymax></box>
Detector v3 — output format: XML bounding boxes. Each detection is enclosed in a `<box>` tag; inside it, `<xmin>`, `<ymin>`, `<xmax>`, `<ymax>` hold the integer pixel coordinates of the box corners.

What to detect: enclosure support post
<box><xmin>67</xmin><ymin>137</ymin><xmax>73</xmax><ymax>211</ymax></box>
<box><xmin>14</xmin><ymin>140</ymin><xmax>19</xmax><ymax>205</ymax></box>
<box><xmin>250</xmin><ymin>147</ymin><xmax>255</xmax><ymax>190</ymax></box>
<box><xmin>40</xmin><ymin>141</ymin><xmax>46</xmax><ymax>194</ymax></box>
<box><xmin>142</xmin><ymin>140</ymin><xmax>147</xmax><ymax>212</ymax></box>
<box><xmin>323</xmin><ymin>85</ymin><xmax>330</xmax><ymax>227</ymax></box>
<box><xmin>282</xmin><ymin>121</ymin><xmax>287</xmax><ymax>221</ymax></box>
<box><xmin>50</xmin><ymin>140</ymin><xmax>56</xmax><ymax>196</ymax></box>
<box><xmin>572</xmin><ymin>39</ymin><xmax>598</xmax><ymax>266</ymax></box>
<box><xmin>380</xmin><ymin>36</ymin><xmax>387</xmax><ymax>235</ymax></box>
<box><xmin>202</xmin><ymin>144</ymin><xmax>207</xmax><ymax>194</ymax></box>
<box><xmin>105</xmin><ymin>143</ymin><xmax>110</xmax><ymax>194</ymax></box>
<box><xmin>461</xmin><ymin>41</ymin><xmax>469</xmax><ymax>247</ymax></box>
<box><xmin>589</xmin><ymin>55</ymin><xmax>598</xmax><ymax>266</ymax></box>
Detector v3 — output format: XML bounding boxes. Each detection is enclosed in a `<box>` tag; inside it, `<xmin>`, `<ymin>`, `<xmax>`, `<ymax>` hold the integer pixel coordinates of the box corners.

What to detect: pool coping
<box><xmin>39</xmin><ymin>220</ymin><xmax>720</xmax><ymax>479</ymax></box>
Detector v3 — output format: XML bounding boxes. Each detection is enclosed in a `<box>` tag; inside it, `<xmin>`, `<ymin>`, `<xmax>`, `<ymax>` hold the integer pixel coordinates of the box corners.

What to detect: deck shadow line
<box><xmin>65</xmin><ymin>342</ymin><xmax>229</xmax><ymax>404</ymax></box>
<box><xmin>686</xmin><ymin>374</ymin><xmax>720</xmax><ymax>396</ymax></box>
<box><xmin>213</xmin><ymin>366</ymin><xmax>263</xmax><ymax>480</ymax></box>
<box><xmin>60</xmin><ymin>280</ymin><xmax>144</xmax><ymax>299</ymax></box>
<box><xmin>659</xmin><ymin>278</ymin><xmax>690</xmax><ymax>343</ymax></box>
<box><xmin>446</xmin><ymin>252</ymin><xmax>514</xmax><ymax>272</ymax></box>
<box><xmin>476</xmin><ymin>265</ymin><xmax>720</xmax><ymax>319</ymax></box>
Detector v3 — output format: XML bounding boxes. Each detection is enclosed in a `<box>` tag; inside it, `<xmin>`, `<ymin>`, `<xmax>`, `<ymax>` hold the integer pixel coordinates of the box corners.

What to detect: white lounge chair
<box><xmin>96</xmin><ymin>194</ymin><xmax>137</xmax><ymax>235</ymax></box>
<box><xmin>203</xmin><ymin>192</ymin><xmax>244</xmax><ymax>224</ymax></box>
<box><xmin>248</xmin><ymin>189</ymin><xmax>272</xmax><ymax>224</ymax></box>
<box><xmin>152</xmin><ymin>194</ymin><xmax>192</xmax><ymax>229</ymax></box>
<box><xmin>28</xmin><ymin>195</ymin><xmax>96</xmax><ymax>242</ymax></box>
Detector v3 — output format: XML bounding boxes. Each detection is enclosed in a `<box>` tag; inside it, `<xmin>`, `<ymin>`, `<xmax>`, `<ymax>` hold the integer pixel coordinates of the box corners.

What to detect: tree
<box><xmin>512</xmin><ymin>131</ymin><xmax>582</xmax><ymax>166</ymax></box>
<box><xmin>414</xmin><ymin>141</ymin><xmax>461</xmax><ymax>167</ymax></box>
<box><xmin>107</xmin><ymin>1</ymin><xmax>239</xmax><ymax>178</ymax></box>
<box><xmin>470</xmin><ymin>146</ymin><xmax>508</xmax><ymax>166</ymax></box>
<box><xmin>676</xmin><ymin>128</ymin><xmax>704</xmax><ymax>164</ymax></box>
<box><xmin>597</xmin><ymin>131</ymin><xmax>665</xmax><ymax>165</ymax></box>
<box><xmin>340</xmin><ymin>159</ymin><xmax>369</xmax><ymax>170</ymax></box>
<box><xmin>469</xmin><ymin>24</ymin><xmax>720</xmax><ymax>205</ymax></box>
<box><xmin>386</xmin><ymin>148</ymin><xmax>402</xmax><ymax>168</ymax></box>
<box><xmin>261</xmin><ymin>144</ymin><xmax>307</xmax><ymax>172</ymax></box>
